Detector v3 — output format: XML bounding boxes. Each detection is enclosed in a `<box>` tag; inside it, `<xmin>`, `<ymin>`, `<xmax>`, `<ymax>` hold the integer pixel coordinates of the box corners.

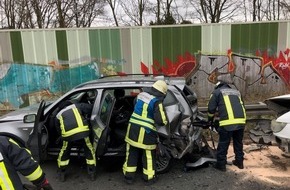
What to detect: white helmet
<box><xmin>152</xmin><ymin>80</ymin><xmax>168</xmax><ymax>95</ymax></box>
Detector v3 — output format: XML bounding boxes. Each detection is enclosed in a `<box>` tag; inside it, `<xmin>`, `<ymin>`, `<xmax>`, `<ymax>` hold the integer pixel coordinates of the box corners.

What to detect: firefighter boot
<box><xmin>57</xmin><ymin>169</ymin><xmax>66</xmax><ymax>182</ymax></box>
<box><xmin>87</xmin><ymin>166</ymin><xmax>96</xmax><ymax>181</ymax></box>
<box><xmin>232</xmin><ymin>160</ymin><xmax>244</xmax><ymax>169</ymax></box>
<box><xmin>144</xmin><ymin>176</ymin><xmax>158</xmax><ymax>186</ymax></box>
<box><xmin>124</xmin><ymin>176</ymin><xmax>134</xmax><ymax>184</ymax></box>
<box><xmin>213</xmin><ymin>163</ymin><xmax>226</xmax><ymax>172</ymax></box>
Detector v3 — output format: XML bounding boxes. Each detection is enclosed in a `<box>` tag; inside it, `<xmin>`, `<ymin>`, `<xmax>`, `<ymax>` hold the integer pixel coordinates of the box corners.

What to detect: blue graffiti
<box><xmin>0</xmin><ymin>62</ymin><xmax>100</xmax><ymax>108</ymax></box>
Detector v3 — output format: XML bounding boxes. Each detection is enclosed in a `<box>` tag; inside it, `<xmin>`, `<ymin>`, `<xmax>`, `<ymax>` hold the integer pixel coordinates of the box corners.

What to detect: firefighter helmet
<box><xmin>152</xmin><ymin>80</ymin><xmax>168</xmax><ymax>95</ymax></box>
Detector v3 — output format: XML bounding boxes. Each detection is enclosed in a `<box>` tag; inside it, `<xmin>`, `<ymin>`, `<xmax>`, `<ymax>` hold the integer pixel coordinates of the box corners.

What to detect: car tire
<box><xmin>156</xmin><ymin>152</ymin><xmax>172</xmax><ymax>174</ymax></box>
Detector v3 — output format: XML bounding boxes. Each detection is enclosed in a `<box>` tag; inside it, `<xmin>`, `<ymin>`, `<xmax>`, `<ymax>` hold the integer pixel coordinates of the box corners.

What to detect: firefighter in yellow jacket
<box><xmin>0</xmin><ymin>136</ymin><xmax>53</xmax><ymax>190</ymax></box>
<box><xmin>55</xmin><ymin>101</ymin><xmax>96</xmax><ymax>182</ymax></box>
<box><xmin>207</xmin><ymin>75</ymin><xmax>246</xmax><ymax>172</ymax></box>
<box><xmin>123</xmin><ymin>80</ymin><xmax>168</xmax><ymax>185</ymax></box>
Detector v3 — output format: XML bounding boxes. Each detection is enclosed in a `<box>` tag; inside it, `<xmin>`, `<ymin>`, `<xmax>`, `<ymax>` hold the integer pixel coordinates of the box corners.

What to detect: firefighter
<box><xmin>207</xmin><ymin>75</ymin><xmax>246</xmax><ymax>172</ymax></box>
<box><xmin>123</xmin><ymin>80</ymin><xmax>168</xmax><ymax>185</ymax></box>
<box><xmin>0</xmin><ymin>136</ymin><xmax>53</xmax><ymax>190</ymax></box>
<box><xmin>55</xmin><ymin>101</ymin><xmax>96</xmax><ymax>182</ymax></box>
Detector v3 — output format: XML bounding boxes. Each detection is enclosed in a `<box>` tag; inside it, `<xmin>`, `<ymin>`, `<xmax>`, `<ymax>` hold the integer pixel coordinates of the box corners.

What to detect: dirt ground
<box><xmin>36</xmin><ymin>143</ymin><xmax>290</xmax><ymax>190</ymax></box>
<box><xmin>193</xmin><ymin>123</ymin><xmax>289</xmax><ymax>189</ymax></box>
<box><xmin>20</xmin><ymin>139</ymin><xmax>290</xmax><ymax>190</ymax></box>
<box><xmin>226</xmin><ymin>143</ymin><xmax>290</xmax><ymax>187</ymax></box>
<box><xmin>19</xmin><ymin>118</ymin><xmax>290</xmax><ymax>190</ymax></box>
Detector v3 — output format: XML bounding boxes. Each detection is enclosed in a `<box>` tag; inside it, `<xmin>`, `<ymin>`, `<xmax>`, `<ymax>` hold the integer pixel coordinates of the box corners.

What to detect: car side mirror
<box><xmin>23</xmin><ymin>114</ymin><xmax>36</xmax><ymax>123</ymax></box>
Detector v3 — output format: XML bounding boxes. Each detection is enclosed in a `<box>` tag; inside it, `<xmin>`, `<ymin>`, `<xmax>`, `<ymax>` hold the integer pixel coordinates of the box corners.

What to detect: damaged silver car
<box><xmin>0</xmin><ymin>75</ymin><xmax>216</xmax><ymax>173</ymax></box>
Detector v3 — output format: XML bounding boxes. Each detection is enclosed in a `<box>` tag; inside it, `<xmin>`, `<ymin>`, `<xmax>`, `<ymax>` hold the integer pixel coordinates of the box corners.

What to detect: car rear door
<box><xmin>91</xmin><ymin>91</ymin><xmax>115</xmax><ymax>157</ymax></box>
<box><xmin>26</xmin><ymin>100</ymin><xmax>48</xmax><ymax>162</ymax></box>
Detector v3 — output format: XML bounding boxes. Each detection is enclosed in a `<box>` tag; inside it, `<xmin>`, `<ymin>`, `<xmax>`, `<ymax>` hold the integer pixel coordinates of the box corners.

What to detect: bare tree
<box><xmin>54</xmin><ymin>0</ymin><xmax>105</xmax><ymax>28</ymax></box>
<box><xmin>280</xmin><ymin>0</ymin><xmax>290</xmax><ymax>19</ymax></box>
<box><xmin>15</xmin><ymin>0</ymin><xmax>32</xmax><ymax>28</ymax></box>
<box><xmin>147</xmin><ymin>0</ymin><xmax>162</xmax><ymax>24</ymax></box>
<box><xmin>0</xmin><ymin>0</ymin><xmax>35</xmax><ymax>29</ymax></box>
<box><xmin>268</xmin><ymin>0</ymin><xmax>280</xmax><ymax>20</ymax></box>
<box><xmin>242</xmin><ymin>0</ymin><xmax>248</xmax><ymax>22</ymax></box>
<box><xmin>71</xmin><ymin>0</ymin><xmax>105</xmax><ymax>27</ymax></box>
<box><xmin>0</xmin><ymin>0</ymin><xmax>58</xmax><ymax>29</ymax></box>
<box><xmin>148</xmin><ymin>0</ymin><xmax>177</xmax><ymax>25</ymax></box>
<box><xmin>246</xmin><ymin>0</ymin><xmax>288</xmax><ymax>21</ymax></box>
<box><xmin>119</xmin><ymin>0</ymin><xmax>150</xmax><ymax>26</ymax></box>
<box><xmin>0</xmin><ymin>0</ymin><xmax>18</xmax><ymax>28</ymax></box>
<box><xmin>55</xmin><ymin>0</ymin><xmax>73</xmax><ymax>27</ymax></box>
<box><xmin>0</xmin><ymin>0</ymin><xmax>289</xmax><ymax>28</ymax></box>
<box><xmin>155</xmin><ymin>0</ymin><xmax>162</xmax><ymax>24</ymax></box>
<box><xmin>30</xmin><ymin>0</ymin><xmax>56</xmax><ymax>28</ymax></box>
<box><xmin>105</xmin><ymin>0</ymin><xmax>120</xmax><ymax>26</ymax></box>
<box><xmin>172</xmin><ymin>0</ymin><xmax>192</xmax><ymax>24</ymax></box>
<box><xmin>188</xmin><ymin>0</ymin><xmax>243</xmax><ymax>23</ymax></box>
<box><xmin>163</xmin><ymin>0</ymin><xmax>176</xmax><ymax>24</ymax></box>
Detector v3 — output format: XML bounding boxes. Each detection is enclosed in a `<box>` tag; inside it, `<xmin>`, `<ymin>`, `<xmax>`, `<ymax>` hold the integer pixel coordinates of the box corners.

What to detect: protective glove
<box><xmin>207</xmin><ymin>115</ymin><xmax>214</xmax><ymax>130</ymax></box>
<box><xmin>203</xmin><ymin>121</ymin><xmax>212</xmax><ymax>129</ymax></box>
<box><xmin>210</xmin><ymin>122</ymin><xmax>216</xmax><ymax>131</ymax></box>
<box><xmin>213</xmin><ymin>119</ymin><xmax>220</xmax><ymax>129</ymax></box>
<box><xmin>36</xmin><ymin>179</ymin><xmax>53</xmax><ymax>190</ymax></box>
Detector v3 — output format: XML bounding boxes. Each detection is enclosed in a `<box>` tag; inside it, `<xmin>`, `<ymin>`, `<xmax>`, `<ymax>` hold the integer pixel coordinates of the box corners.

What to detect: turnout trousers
<box><xmin>123</xmin><ymin>143</ymin><xmax>156</xmax><ymax>181</ymax></box>
<box><xmin>216</xmin><ymin>127</ymin><xmax>244</xmax><ymax>167</ymax></box>
<box><xmin>57</xmin><ymin>136</ymin><xmax>96</xmax><ymax>173</ymax></box>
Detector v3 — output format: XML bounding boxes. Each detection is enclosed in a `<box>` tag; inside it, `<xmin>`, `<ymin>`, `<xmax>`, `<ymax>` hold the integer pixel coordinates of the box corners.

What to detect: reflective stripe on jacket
<box><xmin>207</xmin><ymin>84</ymin><xmax>246</xmax><ymax>127</ymax></box>
<box><xmin>0</xmin><ymin>136</ymin><xmax>45</xmax><ymax>190</ymax></box>
<box><xmin>125</xmin><ymin>92</ymin><xmax>168</xmax><ymax>150</ymax></box>
<box><xmin>56</xmin><ymin>104</ymin><xmax>91</xmax><ymax>141</ymax></box>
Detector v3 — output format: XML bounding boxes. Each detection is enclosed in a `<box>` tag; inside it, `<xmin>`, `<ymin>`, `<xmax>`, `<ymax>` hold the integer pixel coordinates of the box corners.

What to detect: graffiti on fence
<box><xmin>141</xmin><ymin>49</ymin><xmax>290</xmax><ymax>86</ymax></box>
<box><xmin>0</xmin><ymin>48</ymin><xmax>289</xmax><ymax>109</ymax></box>
<box><xmin>0</xmin><ymin>56</ymin><xmax>126</xmax><ymax>108</ymax></box>
<box><xmin>141</xmin><ymin>49</ymin><xmax>289</xmax><ymax>100</ymax></box>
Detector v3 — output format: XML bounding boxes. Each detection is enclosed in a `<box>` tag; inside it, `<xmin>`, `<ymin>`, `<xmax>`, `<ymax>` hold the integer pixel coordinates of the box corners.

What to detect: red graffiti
<box><xmin>141</xmin><ymin>49</ymin><xmax>290</xmax><ymax>88</ymax></box>
<box><xmin>272</xmin><ymin>50</ymin><xmax>290</xmax><ymax>87</ymax></box>
<box><xmin>256</xmin><ymin>49</ymin><xmax>290</xmax><ymax>87</ymax></box>
<box><xmin>227</xmin><ymin>49</ymin><xmax>235</xmax><ymax>73</ymax></box>
<box><xmin>141</xmin><ymin>52</ymin><xmax>198</xmax><ymax>80</ymax></box>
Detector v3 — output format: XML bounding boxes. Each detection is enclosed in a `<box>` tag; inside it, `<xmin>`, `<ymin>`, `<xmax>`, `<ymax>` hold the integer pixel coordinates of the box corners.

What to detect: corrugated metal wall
<box><xmin>0</xmin><ymin>21</ymin><xmax>289</xmax><ymax>108</ymax></box>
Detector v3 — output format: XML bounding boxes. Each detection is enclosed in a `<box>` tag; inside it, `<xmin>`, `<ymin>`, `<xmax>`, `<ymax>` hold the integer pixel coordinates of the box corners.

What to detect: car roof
<box><xmin>73</xmin><ymin>75</ymin><xmax>186</xmax><ymax>90</ymax></box>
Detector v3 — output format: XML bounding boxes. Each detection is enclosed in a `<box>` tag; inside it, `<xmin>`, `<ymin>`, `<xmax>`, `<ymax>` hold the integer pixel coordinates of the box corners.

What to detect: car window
<box><xmin>45</xmin><ymin>89</ymin><xmax>98</xmax><ymax>128</ymax></box>
<box><xmin>100</xmin><ymin>93</ymin><xmax>114</xmax><ymax>124</ymax></box>
<box><xmin>60</xmin><ymin>90</ymin><xmax>97</xmax><ymax>104</ymax></box>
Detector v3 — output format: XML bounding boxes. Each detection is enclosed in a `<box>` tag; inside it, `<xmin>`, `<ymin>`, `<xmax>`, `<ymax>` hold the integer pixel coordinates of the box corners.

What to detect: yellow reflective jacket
<box><xmin>207</xmin><ymin>83</ymin><xmax>246</xmax><ymax>127</ymax></box>
<box><xmin>56</xmin><ymin>103</ymin><xmax>93</xmax><ymax>141</ymax></box>
<box><xmin>0</xmin><ymin>136</ymin><xmax>45</xmax><ymax>190</ymax></box>
<box><xmin>125</xmin><ymin>92</ymin><xmax>168</xmax><ymax>150</ymax></box>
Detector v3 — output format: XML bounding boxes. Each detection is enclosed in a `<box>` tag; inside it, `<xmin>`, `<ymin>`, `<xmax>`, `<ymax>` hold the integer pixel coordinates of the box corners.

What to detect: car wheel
<box><xmin>156</xmin><ymin>153</ymin><xmax>172</xmax><ymax>174</ymax></box>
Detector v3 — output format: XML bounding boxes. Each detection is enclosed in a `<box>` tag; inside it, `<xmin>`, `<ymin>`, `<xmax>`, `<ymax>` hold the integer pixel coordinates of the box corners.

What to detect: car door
<box><xmin>91</xmin><ymin>91</ymin><xmax>115</xmax><ymax>157</ymax></box>
<box><xmin>26</xmin><ymin>100</ymin><xmax>48</xmax><ymax>162</ymax></box>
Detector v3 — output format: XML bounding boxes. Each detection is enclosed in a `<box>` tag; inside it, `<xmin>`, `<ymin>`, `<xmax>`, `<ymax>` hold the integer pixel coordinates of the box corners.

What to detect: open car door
<box><xmin>26</xmin><ymin>100</ymin><xmax>48</xmax><ymax>162</ymax></box>
<box><xmin>92</xmin><ymin>91</ymin><xmax>115</xmax><ymax>157</ymax></box>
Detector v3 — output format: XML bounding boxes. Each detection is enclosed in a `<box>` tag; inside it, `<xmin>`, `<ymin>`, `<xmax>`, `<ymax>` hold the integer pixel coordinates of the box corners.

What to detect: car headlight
<box><xmin>271</xmin><ymin>119</ymin><xmax>287</xmax><ymax>133</ymax></box>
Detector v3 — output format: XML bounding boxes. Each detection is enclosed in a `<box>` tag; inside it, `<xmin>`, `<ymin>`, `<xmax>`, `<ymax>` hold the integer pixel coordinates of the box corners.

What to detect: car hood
<box><xmin>0</xmin><ymin>105</ymin><xmax>39</xmax><ymax>122</ymax></box>
<box><xmin>264</xmin><ymin>94</ymin><xmax>290</xmax><ymax>115</ymax></box>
